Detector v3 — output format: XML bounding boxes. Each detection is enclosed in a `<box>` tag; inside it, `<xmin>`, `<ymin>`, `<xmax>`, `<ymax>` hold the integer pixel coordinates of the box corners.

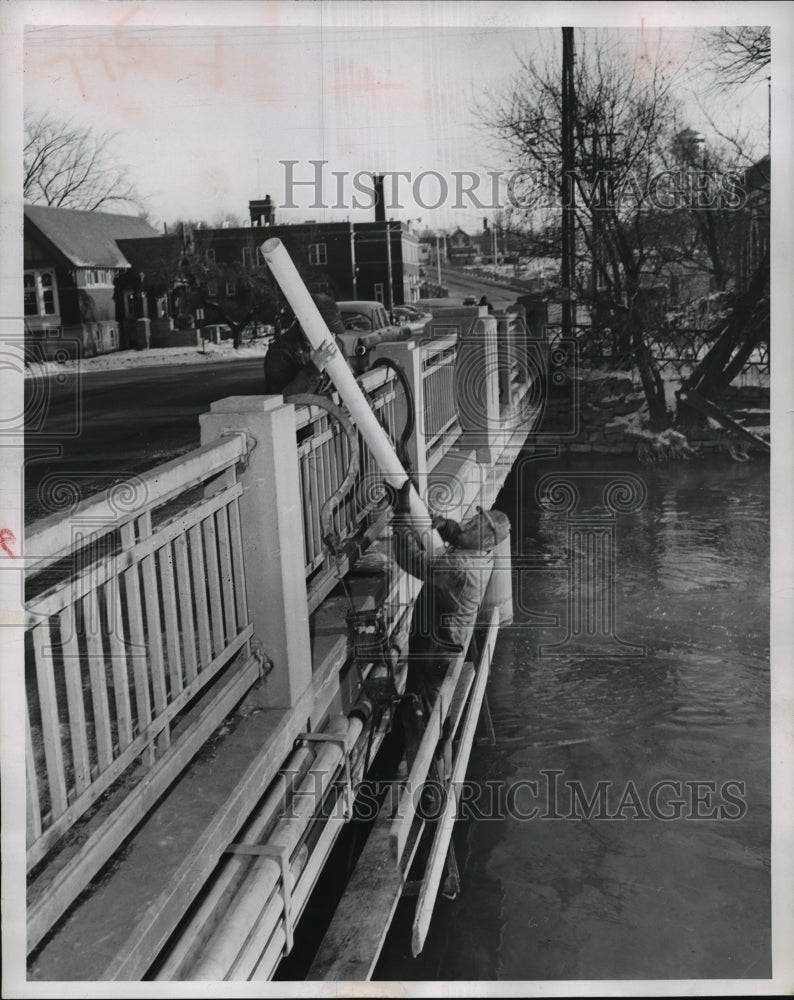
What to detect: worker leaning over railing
<box><xmin>263</xmin><ymin>292</ymin><xmax>344</xmax><ymax>397</ymax></box>
<box><xmin>389</xmin><ymin>479</ymin><xmax>510</xmax><ymax>762</ymax></box>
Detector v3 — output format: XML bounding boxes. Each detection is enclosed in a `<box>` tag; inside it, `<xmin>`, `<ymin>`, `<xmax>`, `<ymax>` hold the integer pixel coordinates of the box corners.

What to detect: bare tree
<box><xmin>487</xmin><ymin>31</ymin><xmax>684</xmax><ymax>424</ymax></box>
<box><xmin>24</xmin><ymin>110</ymin><xmax>143</xmax><ymax>212</ymax></box>
<box><xmin>706</xmin><ymin>27</ymin><xmax>770</xmax><ymax>88</ymax></box>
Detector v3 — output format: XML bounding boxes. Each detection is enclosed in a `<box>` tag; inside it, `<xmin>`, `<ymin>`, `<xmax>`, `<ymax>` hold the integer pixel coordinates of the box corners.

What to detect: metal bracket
<box><xmin>220</xmin><ymin>428</ymin><xmax>257</xmax><ymax>470</ymax></box>
<box><xmin>224</xmin><ymin>840</ymin><xmax>295</xmax><ymax>952</ymax></box>
<box><xmin>250</xmin><ymin>635</ymin><xmax>274</xmax><ymax>681</ymax></box>
<box><xmin>294</xmin><ymin>731</ymin><xmax>354</xmax><ymax>820</ymax></box>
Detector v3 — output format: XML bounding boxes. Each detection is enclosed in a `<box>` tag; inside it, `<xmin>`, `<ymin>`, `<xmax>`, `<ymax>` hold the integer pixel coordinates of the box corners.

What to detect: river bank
<box><xmin>541</xmin><ymin>367</ymin><xmax>770</xmax><ymax>462</ymax></box>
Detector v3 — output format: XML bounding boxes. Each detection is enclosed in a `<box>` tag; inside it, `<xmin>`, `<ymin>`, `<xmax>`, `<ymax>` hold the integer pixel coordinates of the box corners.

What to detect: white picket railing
<box><xmin>421</xmin><ymin>334</ymin><xmax>460</xmax><ymax>466</ymax></box>
<box><xmin>25</xmin><ymin>434</ymin><xmax>258</xmax><ymax>950</ymax></box>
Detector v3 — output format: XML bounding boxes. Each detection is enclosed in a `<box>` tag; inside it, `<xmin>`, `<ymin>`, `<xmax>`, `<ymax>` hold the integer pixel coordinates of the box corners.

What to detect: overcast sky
<box><xmin>19</xmin><ymin>3</ymin><xmax>775</xmax><ymax>232</ymax></box>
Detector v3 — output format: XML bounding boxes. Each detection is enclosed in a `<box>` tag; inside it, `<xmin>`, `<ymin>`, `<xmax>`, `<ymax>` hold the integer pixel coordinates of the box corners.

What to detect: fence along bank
<box><xmin>24</xmin><ymin>288</ymin><xmax>541</xmax><ymax>980</ymax></box>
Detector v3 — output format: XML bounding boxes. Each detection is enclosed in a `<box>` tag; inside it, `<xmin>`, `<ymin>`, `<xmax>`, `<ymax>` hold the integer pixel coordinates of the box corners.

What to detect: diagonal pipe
<box><xmin>262</xmin><ymin>237</ymin><xmax>444</xmax><ymax>556</ymax></box>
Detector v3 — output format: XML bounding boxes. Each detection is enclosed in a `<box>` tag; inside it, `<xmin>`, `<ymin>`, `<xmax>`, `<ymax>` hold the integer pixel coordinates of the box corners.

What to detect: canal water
<box><xmin>373</xmin><ymin>451</ymin><xmax>770</xmax><ymax>982</ymax></box>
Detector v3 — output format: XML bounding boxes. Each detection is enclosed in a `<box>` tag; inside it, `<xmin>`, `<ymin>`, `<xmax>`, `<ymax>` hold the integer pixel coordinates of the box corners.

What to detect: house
<box><xmin>24</xmin><ymin>204</ymin><xmax>160</xmax><ymax>356</ymax></box>
<box><xmin>445</xmin><ymin>227</ymin><xmax>476</xmax><ymax>266</ymax></box>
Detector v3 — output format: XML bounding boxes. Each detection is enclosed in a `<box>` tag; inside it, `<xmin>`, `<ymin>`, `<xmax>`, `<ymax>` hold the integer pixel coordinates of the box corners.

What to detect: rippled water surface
<box><xmin>375</xmin><ymin>453</ymin><xmax>770</xmax><ymax>982</ymax></box>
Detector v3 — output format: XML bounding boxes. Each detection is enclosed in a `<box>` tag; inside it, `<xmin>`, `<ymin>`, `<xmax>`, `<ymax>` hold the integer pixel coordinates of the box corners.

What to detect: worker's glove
<box><xmin>394</xmin><ymin>479</ymin><xmax>412</xmax><ymax>514</ymax></box>
<box><xmin>432</xmin><ymin>515</ymin><xmax>461</xmax><ymax>545</ymax></box>
<box><xmin>381</xmin><ymin>478</ymin><xmax>412</xmax><ymax>514</ymax></box>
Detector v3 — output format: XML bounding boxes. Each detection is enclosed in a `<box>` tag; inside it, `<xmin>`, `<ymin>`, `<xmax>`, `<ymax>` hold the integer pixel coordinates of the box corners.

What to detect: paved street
<box><xmin>25</xmin><ymin>359</ymin><xmax>264</xmax><ymax>523</ymax></box>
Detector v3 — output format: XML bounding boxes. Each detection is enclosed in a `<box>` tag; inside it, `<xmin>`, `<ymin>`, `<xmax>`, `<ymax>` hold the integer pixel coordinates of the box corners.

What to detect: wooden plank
<box><xmin>297</xmin><ymin>444</ymin><xmax>317</xmax><ymax>569</ymax></box>
<box><xmin>412</xmin><ymin>609</ymin><xmax>498</xmax><ymax>957</ymax></box>
<box><xmin>307</xmin><ymin>789</ymin><xmax>425</xmax><ymax>981</ymax></box>
<box><xmin>27</xmin><ymin>646</ymin><xmax>260</xmax><ymax>955</ymax></box>
<box><xmin>31</xmin><ymin>623</ymin><xmax>68</xmax><ymax>819</ymax></box>
<box><xmin>188</xmin><ymin>522</ymin><xmax>212</xmax><ymax>670</ymax></box>
<box><xmin>105</xmin><ymin>577</ymin><xmax>133</xmax><ymax>751</ymax></box>
<box><xmin>227</xmin><ymin>496</ymin><xmax>249</xmax><ymax>640</ymax></box>
<box><xmin>26</xmin><ymin>697</ymin><xmax>42</xmax><ymax>845</ymax></box>
<box><xmin>447</xmin><ymin>662</ymin><xmax>475</xmax><ymax>745</ymax></box>
<box><xmin>158</xmin><ymin>542</ymin><xmax>184</xmax><ymax>698</ymax></box>
<box><xmin>121</xmin><ymin>522</ymin><xmax>154</xmax><ymax>767</ymax></box>
<box><xmin>389</xmin><ymin>644</ymin><xmax>468</xmax><ymax>863</ymax></box>
<box><xmin>173</xmin><ymin>533</ymin><xmax>198</xmax><ymax>685</ymax></box>
<box><xmin>215</xmin><ymin>505</ymin><xmax>237</xmax><ymax>643</ymax></box>
<box><xmin>84</xmin><ymin>589</ymin><xmax>113</xmax><ymax>771</ymax></box>
<box><xmin>140</xmin><ymin>513</ymin><xmax>169</xmax><ymax>752</ymax></box>
<box><xmin>26</xmin><ymin>626</ymin><xmax>252</xmax><ymax>873</ymax></box>
<box><xmin>59</xmin><ymin>605</ymin><xmax>91</xmax><ymax>795</ymax></box>
<box><xmin>202</xmin><ymin>513</ymin><xmax>225</xmax><ymax>659</ymax></box>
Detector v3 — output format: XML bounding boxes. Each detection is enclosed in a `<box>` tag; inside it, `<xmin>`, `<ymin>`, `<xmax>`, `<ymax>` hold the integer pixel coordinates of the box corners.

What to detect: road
<box><xmin>437</xmin><ymin>267</ymin><xmax>527</xmax><ymax>310</ymax></box>
<box><xmin>25</xmin><ymin>359</ymin><xmax>264</xmax><ymax>523</ymax></box>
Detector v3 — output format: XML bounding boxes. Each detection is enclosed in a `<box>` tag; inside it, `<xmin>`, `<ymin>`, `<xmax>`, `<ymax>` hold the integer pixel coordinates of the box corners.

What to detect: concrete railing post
<box><xmin>453</xmin><ymin>309</ymin><xmax>500</xmax><ymax>463</ymax></box>
<box><xmin>199</xmin><ymin>395</ymin><xmax>312</xmax><ymax>708</ymax></box>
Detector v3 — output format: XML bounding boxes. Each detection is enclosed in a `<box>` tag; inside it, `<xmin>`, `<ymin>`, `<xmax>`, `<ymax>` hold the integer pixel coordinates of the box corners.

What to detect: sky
<box><xmin>19</xmin><ymin>1</ymin><xmax>774</xmax><ymax>234</ymax></box>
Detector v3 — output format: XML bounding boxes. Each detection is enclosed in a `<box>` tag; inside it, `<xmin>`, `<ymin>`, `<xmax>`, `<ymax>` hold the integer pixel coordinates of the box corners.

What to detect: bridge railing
<box><xmin>25</xmin><ymin>434</ymin><xmax>258</xmax><ymax>951</ymax></box>
<box><xmin>25</xmin><ymin>310</ymin><xmax>532</xmax><ymax>955</ymax></box>
<box><xmin>296</xmin><ymin>364</ymin><xmax>402</xmax><ymax>614</ymax></box>
<box><xmin>546</xmin><ymin>322</ymin><xmax>770</xmax><ymax>378</ymax></box>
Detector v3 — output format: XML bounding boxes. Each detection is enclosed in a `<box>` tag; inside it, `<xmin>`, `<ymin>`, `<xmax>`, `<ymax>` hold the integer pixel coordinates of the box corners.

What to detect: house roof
<box><xmin>24</xmin><ymin>204</ymin><xmax>160</xmax><ymax>268</ymax></box>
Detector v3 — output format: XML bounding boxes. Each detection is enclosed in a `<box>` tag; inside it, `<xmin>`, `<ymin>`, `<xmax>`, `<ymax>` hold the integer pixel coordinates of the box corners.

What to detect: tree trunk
<box><xmin>631</xmin><ymin>317</ymin><xmax>669</xmax><ymax>428</ymax></box>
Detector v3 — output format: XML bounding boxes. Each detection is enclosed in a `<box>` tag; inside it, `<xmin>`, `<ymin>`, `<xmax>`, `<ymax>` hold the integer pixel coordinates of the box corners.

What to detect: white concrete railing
<box><xmin>25</xmin><ymin>433</ymin><xmax>257</xmax><ymax>951</ymax></box>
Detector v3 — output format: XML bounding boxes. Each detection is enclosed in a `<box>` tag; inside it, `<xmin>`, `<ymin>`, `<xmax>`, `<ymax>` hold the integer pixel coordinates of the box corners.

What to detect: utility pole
<box><xmin>561</xmin><ymin>26</ymin><xmax>577</xmax><ymax>337</ymax></box>
<box><xmin>350</xmin><ymin>223</ymin><xmax>357</xmax><ymax>299</ymax></box>
<box><xmin>385</xmin><ymin>220</ymin><xmax>394</xmax><ymax>311</ymax></box>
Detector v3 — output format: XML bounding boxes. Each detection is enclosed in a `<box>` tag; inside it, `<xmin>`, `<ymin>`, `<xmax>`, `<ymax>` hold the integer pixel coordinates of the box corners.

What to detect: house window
<box><xmin>242</xmin><ymin>246</ymin><xmax>265</xmax><ymax>268</ymax></box>
<box><xmin>225</xmin><ymin>279</ymin><xmax>237</xmax><ymax>297</ymax></box>
<box><xmin>204</xmin><ymin>249</ymin><xmax>216</xmax><ymax>264</ymax></box>
<box><xmin>207</xmin><ymin>279</ymin><xmax>219</xmax><ymax>298</ymax></box>
<box><xmin>309</xmin><ymin>243</ymin><xmax>327</xmax><ymax>265</ymax></box>
<box><xmin>373</xmin><ymin>282</ymin><xmax>385</xmax><ymax>304</ymax></box>
<box><xmin>82</xmin><ymin>268</ymin><xmax>114</xmax><ymax>285</ymax></box>
<box><xmin>24</xmin><ymin>270</ymin><xmax>58</xmax><ymax>317</ymax></box>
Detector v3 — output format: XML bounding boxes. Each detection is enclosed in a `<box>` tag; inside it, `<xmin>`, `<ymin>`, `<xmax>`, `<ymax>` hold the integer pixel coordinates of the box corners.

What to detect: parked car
<box><xmin>392</xmin><ymin>304</ymin><xmax>432</xmax><ymax>335</ymax></box>
<box><xmin>335</xmin><ymin>300</ymin><xmax>412</xmax><ymax>365</ymax></box>
<box><xmin>462</xmin><ymin>295</ymin><xmax>478</xmax><ymax>306</ymax></box>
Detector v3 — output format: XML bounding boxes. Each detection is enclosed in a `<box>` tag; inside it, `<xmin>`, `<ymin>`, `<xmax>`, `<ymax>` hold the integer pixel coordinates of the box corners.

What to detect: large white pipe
<box><xmin>154</xmin><ymin>743</ymin><xmax>317</xmax><ymax>979</ymax></box>
<box><xmin>262</xmin><ymin>237</ymin><xmax>444</xmax><ymax>555</ymax></box>
<box><xmin>188</xmin><ymin>716</ymin><xmax>362</xmax><ymax>980</ymax></box>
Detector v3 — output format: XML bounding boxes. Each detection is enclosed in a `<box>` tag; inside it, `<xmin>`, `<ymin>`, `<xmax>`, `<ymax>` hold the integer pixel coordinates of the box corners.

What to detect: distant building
<box><xmin>446</xmin><ymin>227</ymin><xmax>476</xmax><ymax>266</ymax></box>
<box><xmin>24</xmin><ymin>204</ymin><xmax>159</xmax><ymax>355</ymax></box>
<box><xmin>120</xmin><ymin>207</ymin><xmax>422</xmax><ymax>329</ymax></box>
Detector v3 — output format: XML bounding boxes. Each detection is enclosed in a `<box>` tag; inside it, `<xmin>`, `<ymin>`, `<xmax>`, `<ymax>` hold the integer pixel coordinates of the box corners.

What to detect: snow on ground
<box><xmin>24</xmin><ymin>340</ymin><xmax>270</xmax><ymax>379</ymax></box>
